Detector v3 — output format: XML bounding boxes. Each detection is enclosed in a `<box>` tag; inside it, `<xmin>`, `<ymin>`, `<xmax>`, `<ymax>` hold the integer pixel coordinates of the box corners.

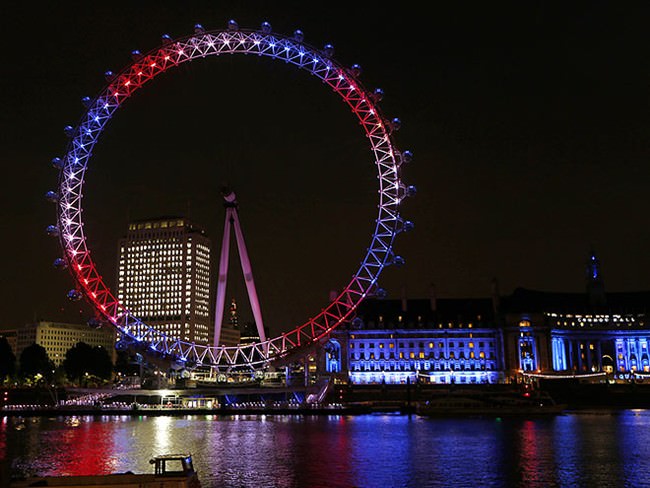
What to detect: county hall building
<box><xmin>320</xmin><ymin>254</ymin><xmax>650</xmax><ymax>384</ymax></box>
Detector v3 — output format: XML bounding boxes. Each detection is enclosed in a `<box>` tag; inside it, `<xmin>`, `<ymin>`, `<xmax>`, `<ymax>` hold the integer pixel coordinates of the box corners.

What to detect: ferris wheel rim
<box><xmin>53</xmin><ymin>22</ymin><xmax>411</xmax><ymax>370</ymax></box>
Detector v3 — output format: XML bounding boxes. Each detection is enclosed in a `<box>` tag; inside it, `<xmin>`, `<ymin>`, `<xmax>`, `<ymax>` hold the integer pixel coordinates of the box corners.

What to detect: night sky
<box><xmin>2</xmin><ymin>1</ymin><xmax>650</xmax><ymax>336</ymax></box>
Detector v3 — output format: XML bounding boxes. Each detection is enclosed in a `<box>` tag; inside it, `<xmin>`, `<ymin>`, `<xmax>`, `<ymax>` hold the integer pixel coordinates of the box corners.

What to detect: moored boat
<box><xmin>10</xmin><ymin>453</ymin><xmax>201</xmax><ymax>487</ymax></box>
<box><xmin>415</xmin><ymin>389</ymin><xmax>566</xmax><ymax>417</ymax></box>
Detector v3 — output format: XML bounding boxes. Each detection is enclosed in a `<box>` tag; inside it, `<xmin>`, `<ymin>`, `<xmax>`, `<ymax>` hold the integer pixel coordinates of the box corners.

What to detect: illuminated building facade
<box><xmin>320</xmin><ymin>253</ymin><xmax>650</xmax><ymax>383</ymax></box>
<box><xmin>323</xmin><ymin>295</ymin><xmax>504</xmax><ymax>384</ymax></box>
<box><xmin>502</xmin><ymin>288</ymin><xmax>650</xmax><ymax>379</ymax></box>
<box><xmin>117</xmin><ymin>218</ymin><xmax>211</xmax><ymax>345</ymax></box>
<box><xmin>15</xmin><ymin>321</ymin><xmax>115</xmax><ymax>367</ymax></box>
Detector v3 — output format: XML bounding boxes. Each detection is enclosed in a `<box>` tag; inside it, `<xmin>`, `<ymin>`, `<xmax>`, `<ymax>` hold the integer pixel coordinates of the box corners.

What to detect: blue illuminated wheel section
<box><xmin>50</xmin><ymin>20</ymin><xmax>414</xmax><ymax>370</ymax></box>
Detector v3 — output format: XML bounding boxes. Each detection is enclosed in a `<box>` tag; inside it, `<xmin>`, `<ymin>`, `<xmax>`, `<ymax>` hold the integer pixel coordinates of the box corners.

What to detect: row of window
<box><xmin>351</xmin><ymin>361</ymin><xmax>496</xmax><ymax>372</ymax></box>
<box><xmin>361</xmin><ymin>322</ymin><xmax>482</xmax><ymax>329</ymax></box>
<box><xmin>353</xmin><ymin>350</ymin><xmax>493</xmax><ymax>360</ymax></box>
<box><xmin>351</xmin><ymin>340</ymin><xmax>492</xmax><ymax>349</ymax></box>
<box><xmin>128</xmin><ymin>219</ymin><xmax>186</xmax><ymax>230</ymax></box>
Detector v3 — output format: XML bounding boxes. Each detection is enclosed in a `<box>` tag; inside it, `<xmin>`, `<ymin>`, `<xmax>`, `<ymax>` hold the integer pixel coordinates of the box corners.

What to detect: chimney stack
<box><xmin>491</xmin><ymin>278</ymin><xmax>500</xmax><ymax>315</ymax></box>
<box><xmin>429</xmin><ymin>283</ymin><xmax>437</xmax><ymax>312</ymax></box>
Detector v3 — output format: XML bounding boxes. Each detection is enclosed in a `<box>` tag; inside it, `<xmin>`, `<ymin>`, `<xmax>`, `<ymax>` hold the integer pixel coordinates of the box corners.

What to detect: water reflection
<box><xmin>616</xmin><ymin>410</ymin><xmax>650</xmax><ymax>485</ymax></box>
<box><xmin>0</xmin><ymin>417</ymin><xmax>6</xmax><ymax>461</ymax></box>
<box><xmin>4</xmin><ymin>412</ymin><xmax>650</xmax><ymax>487</ymax></box>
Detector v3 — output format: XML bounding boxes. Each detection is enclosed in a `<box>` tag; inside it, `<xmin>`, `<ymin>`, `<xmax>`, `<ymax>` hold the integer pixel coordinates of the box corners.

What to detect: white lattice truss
<box><xmin>54</xmin><ymin>24</ymin><xmax>412</xmax><ymax>371</ymax></box>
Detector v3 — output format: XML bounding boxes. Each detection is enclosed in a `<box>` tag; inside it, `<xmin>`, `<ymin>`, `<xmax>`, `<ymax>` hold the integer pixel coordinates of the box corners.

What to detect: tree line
<box><xmin>0</xmin><ymin>336</ymin><xmax>116</xmax><ymax>386</ymax></box>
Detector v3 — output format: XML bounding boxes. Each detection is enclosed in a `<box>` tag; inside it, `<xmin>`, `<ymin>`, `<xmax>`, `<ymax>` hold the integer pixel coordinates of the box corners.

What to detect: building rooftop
<box><xmin>354</xmin><ymin>297</ymin><xmax>496</xmax><ymax>329</ymax></box>
<box><xmin>501</xmin><ymin>287</ymin><xmax>650</xmax><ymax>315</ymax></box>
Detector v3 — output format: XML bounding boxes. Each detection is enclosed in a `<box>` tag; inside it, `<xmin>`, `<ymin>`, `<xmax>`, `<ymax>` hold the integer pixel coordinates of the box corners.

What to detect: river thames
<box><xmin>3</xmin><ymin>411</ymin><xmax>650</xmax><ymax>487</ymax></box>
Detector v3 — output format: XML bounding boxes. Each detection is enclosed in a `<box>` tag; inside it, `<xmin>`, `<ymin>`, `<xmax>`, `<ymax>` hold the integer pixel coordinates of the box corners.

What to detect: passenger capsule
<box><xmin>67</xmin><ymin>289</ymin><xmax>83</xmax><ymax>301</ymax></box>
<box><xmin>406</xmin><ymin>185</ymin><xmax>417</xmax><ymax>197</ymax></box>
<box><xmin>45</xmin><ymin>191</ymin><xmax>59</xmax><ymax>203</ymax></box>
<box><xmin>63</xmin><ymin>125</ymin><xmax>75</xmax><ymax>137</ymax></box>
<box><xmin>350</xmin><ymin>64</ymin><xmax>362</xmax><ymax>77</ymax></box>
<box><xmin>323</xmin><ymin>44</ymin><xmax>335</xmax><ymax>58</ymax></box>
<box><xmin>351</xmin><ymin>317</ymin><xmax>364</xmax><ymax>329</ymax></box>
<box><xmin>130</xmin><ymin>49</ymin><xmax>142</xmax><ymax>60</ymax></box>
<box><xmin>373</xmin><ymin>87</ymin><xmax>384</xmax><ymax>102</ymax></box>
<box><xmin>81</xmin><ymin>96</ymin><xmax>92</xmax><ymax>107</ymax></box>
<box><xmin>46</xmin><ymin>225</ymin><xmax>59</xmax><ymax>237</ymax></box>
<box><xmin>402</xmin><ymin>220</ymin><xmax>415</xmax><ymax>232</ymax></box>
<box><xmin>104</xmin><ymin>70</ymin><xmax>114</xmax><ymax>82</ymax></box>
<box><xmin>115</xmin><ymin>340</ymin><xmax>130</xmax><ymax>351</ymax></box>
<box><xmin>391</xmin><ymin>117</ymin><xmax>401</xmax><ymax>131</ymax></box>
<box><xmin>87</xmin><ymin>317</ymin><xmax>102</xmax><ymax>329</ymax></box>
<box><xmin>194</xmin><ymin>23</ymin><xmax>205</xmax><ymax>33</ymax></box>
<box><xmin>401</xmin><ymin>150</ymin><xmax>413</xmax><ymax>164</ymax></box>
<box><xmin>161</xmin><ymin>33</ymin><xmax>173</xmax><ymax>44</ymax></box>
<box><xmin>393</xmin><ymin>255</ymin><xmax>406</xmax><ymax>267</ymax></box>
<box><xmin>261</xmin><ymin>21</ymin><xmax>272</xmax><ymax>34</ymax></box>
<box><xmin>53</xmin><ymin>257</ymin><xmax>68</xmax><ymax>270</ymax></box>
<box><xmin>51</xmin><ymin>157</ymin><xmax>64</xmax><ymax>169</ymax></box>
<box><xmin>227</xmin><ymin>19</ymin><xmax>239</xmax><ymax>31</ymax></box>
<box><xmin>375</xmin><ymin>287</ymin><xmax>388</xmax><ymax>299</ymax></box>
<box><xmin>293</xmin><ymin>30</ymin><xmax>304</xmax><ymax>42</ymax></box>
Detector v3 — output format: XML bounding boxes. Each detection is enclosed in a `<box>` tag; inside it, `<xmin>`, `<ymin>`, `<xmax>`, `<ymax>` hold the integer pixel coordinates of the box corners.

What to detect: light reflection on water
<box><xmin>3</xmin><ymin>412</ymin><xmax>650</xmax><ymax>487</ymax></box>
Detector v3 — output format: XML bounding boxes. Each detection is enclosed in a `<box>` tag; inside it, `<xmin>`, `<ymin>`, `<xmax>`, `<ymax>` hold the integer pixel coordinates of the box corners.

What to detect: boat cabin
<box><xmin>150</xmin><ymin>454</ymin><xmax>196</xmax><ymax>476</ymax></box>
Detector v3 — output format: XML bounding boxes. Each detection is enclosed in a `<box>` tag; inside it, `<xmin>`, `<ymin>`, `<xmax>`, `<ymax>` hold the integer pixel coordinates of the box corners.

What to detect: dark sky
<box><xmin>2</xmin><ymin>1</ymin><xmax>650</xmax><ymax>335</ymax></box>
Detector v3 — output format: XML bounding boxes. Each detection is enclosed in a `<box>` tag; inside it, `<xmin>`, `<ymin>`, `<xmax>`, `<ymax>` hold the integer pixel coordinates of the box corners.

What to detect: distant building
<box><xmin>322</xmin><ymin>293</ymin><xmax>504</xmax><ymax>385</ymax></box>
<box><xmin>117</xmin><ymin>217</ymin><xmax>212</xmax><ymax>345</ymax></box>
<box><xmin>239</xmin><ymin>321</ymin><xmax>266</xmax><ymax>345</ymax></box>
<box><xmin>15</xmin><ymin>321</ymin><xmax>115</xmax><ymax>367</ymax></box>
<box><xmin>500</xmin><ymin>251</ymin><xmax>650</xmax><ymax>378</ymax></box>
<box><xmin>219</xmin><ymin>298</ymin><xmax>241</xmax><ymax>347</ymax></box>
<box><xmin>319</xmin><ymin>251</ymin><xmax>650</xmax><ymax>384</ymax></box>
<box><xmin>0</xmin><ymin>330</ymin><xmax>17</xmax><ymax>356</ymax></box>
<box><xmin>501</xmin><ymin>287</ymin><xmax>650</xmax><ymax>378</ymax></box>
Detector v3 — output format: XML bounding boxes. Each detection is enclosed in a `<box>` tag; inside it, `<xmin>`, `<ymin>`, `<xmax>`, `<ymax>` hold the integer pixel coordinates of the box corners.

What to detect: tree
<box><xmin>19</xmin><ymin>344</ymin><xmax>54</xmax><ymax>382</ymax></box>
<box><xmin>0</xmin><ymin>336</ymin><xmax>16</xmax><ymax>382</ymax></box>
<box><xmin>115</xmin><ymin>349</ymin><xmax>139</xmax><ymax>376</ymax></box>
<box><xmin>91</xmin><ymin>345</ymin><xmax>113</xmax><ymax>380</ymax></box>
<box><xmin>63</xmin><ymin>342</ymin><xmax>113</xmax><ymax>384</ymax></box>
<box><xmin>63</xmin><ymin>342</ymin><xmax>93</xmax><ymax>384</ymax></box>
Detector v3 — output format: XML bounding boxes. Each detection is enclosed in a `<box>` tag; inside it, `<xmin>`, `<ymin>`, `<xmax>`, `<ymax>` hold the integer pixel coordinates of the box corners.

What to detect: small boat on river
<box><xmin>415</xmin><ymin>389</ymin><xmax>567</xmax><ymax>417</ymax></box>
<box><xmin>10</xmin><ymin>453</ymin><xmax>201</xmax><ymax>487</ymax></box>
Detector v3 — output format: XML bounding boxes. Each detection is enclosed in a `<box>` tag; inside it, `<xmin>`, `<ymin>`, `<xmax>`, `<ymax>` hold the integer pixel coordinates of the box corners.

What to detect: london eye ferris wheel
<box><xmin>47</xmin><ymin>20</ymin><xmax>415</xmax><ymax>371</ymax></box>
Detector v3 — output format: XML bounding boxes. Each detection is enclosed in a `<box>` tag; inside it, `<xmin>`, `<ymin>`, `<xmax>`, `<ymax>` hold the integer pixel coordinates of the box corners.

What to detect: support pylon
<box><xmin>213</xmin><ymin>188</ymin><xmax>267</xmax><ymax>346</ymax></box>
